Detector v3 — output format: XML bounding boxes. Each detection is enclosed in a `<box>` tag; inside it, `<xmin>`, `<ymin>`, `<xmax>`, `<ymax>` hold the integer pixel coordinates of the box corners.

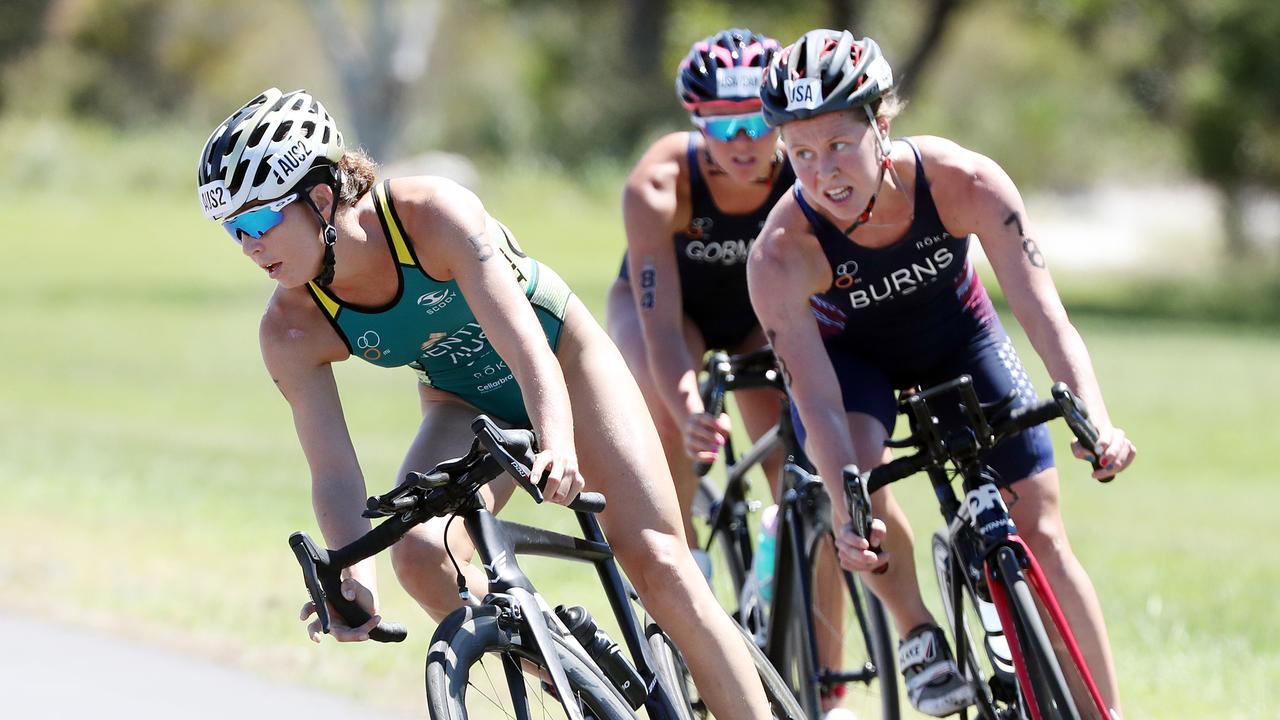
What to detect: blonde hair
<box><xmin>872</xmin><ymin>89</ymin><xmax>906</xmax><ymax>123</ymax></box>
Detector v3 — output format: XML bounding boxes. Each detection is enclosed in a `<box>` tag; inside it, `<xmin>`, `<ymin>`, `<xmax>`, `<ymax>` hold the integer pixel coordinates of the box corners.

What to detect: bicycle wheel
<box><xmin>776</xmin><ymin>528</ymin><xmax>899</xmax><ymax>719</ymax></box>
<box><xmin>646</xmin><ymin>622</ymin><xmax>805</xmax><ymax>720</ymax></box>
<box><xmin>994</xmin><ymin>547</ymin><xmax>1081</xmax><ymax>720</ymax></box>
<box><xmin>931</xmin><ymin>531</ymin><xmax>1013</xmax><ymax>719</ymax></box>
<box><xmin>426</xmin><ymin>604</ymin><xmax>636</xmax><ymax>720</ymax></box>
<box><xmin>691</xmin><ymin>476</ymin><xmax>759</xmax><ymax>633</ymax></box>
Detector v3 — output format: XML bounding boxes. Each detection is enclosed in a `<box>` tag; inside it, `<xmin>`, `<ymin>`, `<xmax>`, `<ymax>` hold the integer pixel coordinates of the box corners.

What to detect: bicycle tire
<box><xmin>645</xmin><ymin>629</ymin><xmax>696</xmax><ymax>720</ymax></box>
<box><xmin>995</xmin><ymin>547</ymin><xmax>1082</xmax><ymax>720</ymax></box>
<box><xmin>793</xmin><ymin>531</ymin><xmax>899</xmax><ymax>719</ymax></box>
<box><xmin>426</xmin><ymin>604</ymin><xmax>636</xmax><ymax>720</ymax></box>
<box><xmin>693</xmin><ymin>476</ymin><xmax>759</xmax><ymax>633</ymax></box>
<box><xmin>646</xmin><ymin>622</ymin><xmax>805</xmax><ymax>720</ymax></box>
<box><xmin>931</xmin><ymin>531</ymin><xmax>1009</xmax><ymax>720</ymax></box>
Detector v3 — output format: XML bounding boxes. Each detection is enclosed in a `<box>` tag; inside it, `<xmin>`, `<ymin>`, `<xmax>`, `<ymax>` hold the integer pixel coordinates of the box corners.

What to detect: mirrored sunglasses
<box><xmin>691</xmin><ymin>112</ymin><xmax>772</xmax><ymax>142</ymax></box>
<box><xmin>222</xmin><ymin>193</ymin><xmax>301</xmax><ymax>243</ymax></box>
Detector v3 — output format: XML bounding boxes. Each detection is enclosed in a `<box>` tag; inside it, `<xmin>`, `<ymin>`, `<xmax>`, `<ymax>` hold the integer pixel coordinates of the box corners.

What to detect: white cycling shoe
<box><xmin>899</xmin><ymin>623</ymin><xmax>977</xmax><ymax>717</ymax></box>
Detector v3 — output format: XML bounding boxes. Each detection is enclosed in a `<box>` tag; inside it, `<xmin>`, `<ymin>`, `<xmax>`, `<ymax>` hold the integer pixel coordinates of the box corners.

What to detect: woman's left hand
<box><xmin>1072</xmin><ymin>424</ymin><xmax>1136</xmax><ymax>480</ymax></box>
<box><xmin>530</xmin><ymin>445</ymin><xmax>585</xmax><ymax>505</ymax></box>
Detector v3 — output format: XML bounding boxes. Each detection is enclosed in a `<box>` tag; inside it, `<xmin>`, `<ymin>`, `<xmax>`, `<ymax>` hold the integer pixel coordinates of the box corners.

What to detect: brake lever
<box><xmin>1050</xmin><ymin>383</ymin><xmax>1108</xmax><ymax>481</ymax></box>
<box><xmin>289</xmin><ymin>532</ymin><xmax>332</xmax><ymax>633</ymax></box>
<box><xmin>842</xmin><ymin>466</ymin><xmax>887</xmax><ymax>574</ymax></box>
<box><xmin>287</xmin><ymin>532</ymin><xmax>408</xmax><ymax>642</ymax></box>
<box><xmin>472</xmin><ymin>416</ymin><xmax>544</xmax><ymax>501</ymax></box>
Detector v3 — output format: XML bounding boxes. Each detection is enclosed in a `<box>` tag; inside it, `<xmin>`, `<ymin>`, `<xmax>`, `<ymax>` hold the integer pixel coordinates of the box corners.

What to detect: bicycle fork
<box><xmin>984</xmin><ymin>537</ymin><xmax>1110</xmax><ymax>719</ymax></box>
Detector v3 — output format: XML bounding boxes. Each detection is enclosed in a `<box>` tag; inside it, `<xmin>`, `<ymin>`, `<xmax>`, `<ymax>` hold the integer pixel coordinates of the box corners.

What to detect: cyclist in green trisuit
<box><xmin>196</xmin><ymin>88</ymin><xmax>772</xmax><ymax>718</ymax></box>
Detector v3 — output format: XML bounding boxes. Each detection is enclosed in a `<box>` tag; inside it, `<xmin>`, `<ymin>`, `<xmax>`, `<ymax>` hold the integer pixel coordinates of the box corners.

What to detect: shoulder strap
<box><xmin>371</xmin><ymin>180</ymin><xmax>417</xmax><ymax>267</ymax></box>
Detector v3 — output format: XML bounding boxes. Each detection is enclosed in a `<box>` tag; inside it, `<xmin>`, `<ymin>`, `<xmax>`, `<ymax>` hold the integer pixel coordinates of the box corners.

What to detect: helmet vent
<box><xmin>222</xmin><ymin>129</ymin><xmax>243</xmax><ymax>157</ymax></box>
<box><xmin>300</xmin><ymin>120</ymin><xmax>316</xmax><ymax>138</ymax></box>
<box><xmin>229</xmin><ymin>158</ymin><xmax>250</xmax><ymax>194</ymax></box>
<box><xmin>273</xmin><ymin>121</ymin><xmax>293</xmax><ymax>143</ymax></box>
<box><xmin>252</xmin><ymin>161</ymin><xmax>274</xmax><ymax>187</ymax></box>
<box><xmin>247</xmin><ymin>123</ymin><xmax>269</xmax><ymax>148</ymax></box>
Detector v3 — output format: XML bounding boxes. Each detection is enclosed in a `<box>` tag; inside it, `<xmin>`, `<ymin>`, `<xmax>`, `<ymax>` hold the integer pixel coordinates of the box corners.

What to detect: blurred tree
<box><xmin>0</xmin><ymin>0</ymin><xmax>49</xmax><ymax>111</ymax></box>
<box><xmin>895</xmin><ymin>0</ymin><xmax>967</xmax><ymax>99</ymax></box>
<box><xmin>1045</xmin><ymin>0</ymin><xmax>1280</xmax><ymax>256</ymax></box>
<box><xmin>302</xmin><ymin>0</ymin><xmax>442</xmax><ymax>162</ymax></box>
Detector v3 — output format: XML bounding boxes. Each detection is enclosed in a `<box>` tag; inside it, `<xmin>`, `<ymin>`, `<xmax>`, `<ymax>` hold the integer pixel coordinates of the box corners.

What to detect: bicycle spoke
<box><xmin>455</xmin><ymin>653</ymin><xmax>604</xmax><ymax>720</ymax></box>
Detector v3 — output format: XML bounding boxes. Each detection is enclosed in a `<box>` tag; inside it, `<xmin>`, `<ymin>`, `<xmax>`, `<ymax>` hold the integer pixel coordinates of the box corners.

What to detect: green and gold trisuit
<box><xmin>305</xmin><ymin>180</ymin><xmax>573</xmax><ymax>427</ymax></box>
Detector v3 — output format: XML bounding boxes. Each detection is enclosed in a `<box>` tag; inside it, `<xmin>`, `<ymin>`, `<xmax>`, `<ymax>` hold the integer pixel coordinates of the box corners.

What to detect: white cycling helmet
<box><xmin>197</xmin><ymin>88</ymin><xmax>344</xmax><ymax>222</ymax></box>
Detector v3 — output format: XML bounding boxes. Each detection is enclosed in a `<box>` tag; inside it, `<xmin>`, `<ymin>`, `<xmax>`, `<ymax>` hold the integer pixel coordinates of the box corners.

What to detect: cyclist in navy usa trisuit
<box><xmin>607</xmin><ymin>29</ymin><xmax>793</xmax><ymax>558</ymax></box>
<box><xmin>196</xmin><ymin>88</ymin><xmax>773</xmax><ymax>718</ymax></box>
<box><xmin>747</xmin><ymin>30</ymin><xmax>1136</xmax><ymax>718</ymax></box>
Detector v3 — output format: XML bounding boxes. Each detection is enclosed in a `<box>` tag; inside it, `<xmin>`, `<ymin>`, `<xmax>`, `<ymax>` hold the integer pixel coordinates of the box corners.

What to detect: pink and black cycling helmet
<box><xmin>676</xmin><ymin>28</ymin><xmax>781</xmax><ymax>112</ymax></box>
<box><xmin>760</xmin><ymin>29</ymin><xmax>894</xmax><ymax>128</ymax></box>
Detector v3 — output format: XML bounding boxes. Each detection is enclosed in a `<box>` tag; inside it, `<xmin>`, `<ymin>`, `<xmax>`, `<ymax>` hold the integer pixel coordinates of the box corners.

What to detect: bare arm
<box><xmin>747</xmin><ymin>203</ymin><xmax>857</xmax><ymax>520</ymax></box>
<box><xmin>622</xmin><ymin>134</ymin><xmax>704</xmax><ymax>427</ymax></box>
<box><xmin>928</xmin><ymin>138</ymin><xmax>1135</xmax><ymax>476</ymax></box>
<box><xmin>402</xmin><ymin>178</ymin><xmax>582</xmax><ymax>501</ymax></box>
<box><xmin>260</xmin><ymin>297</ymin><xmax>383</xmax><ymax>639</ymax></box>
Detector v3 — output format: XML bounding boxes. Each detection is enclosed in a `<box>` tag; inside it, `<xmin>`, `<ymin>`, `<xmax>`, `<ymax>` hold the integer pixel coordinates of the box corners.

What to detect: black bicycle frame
<box><xmin>291</xmin><ymin>419</ymin><xmax>687</xmax><ymax>720</ymax></box>
<box><xmin>868</xmin><ymin>376</ymin><xmax>1110</xmax><ymax>718</ymax></box>
<box><xmin>700</xmin><ymin>356</ymin><xmax>886</xmax><ymax>702</ymax></box>
<box><xmin>452</xmin><ymin>492</ymin><xmax>685</xmax><ymax>720</ymax></box>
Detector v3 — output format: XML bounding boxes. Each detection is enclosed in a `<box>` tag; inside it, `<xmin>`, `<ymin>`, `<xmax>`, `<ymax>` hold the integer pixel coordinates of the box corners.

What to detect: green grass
<box><xmin>2</xmin><ymin>176</ymin><xmax>1277</xmax><ymax>717</ymax></box>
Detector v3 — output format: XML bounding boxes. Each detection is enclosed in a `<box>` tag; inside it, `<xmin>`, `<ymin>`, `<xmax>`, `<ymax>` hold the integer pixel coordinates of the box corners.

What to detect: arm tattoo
<box><xmin>765</xmin><ymin>329</ymin><xmax>795</xmax><ymax>387</ymax></box>
<box><xmin>1003</xmin><ymin>212</ymin><xmax>1046</xmax><ymax>269</ymax></box>
<box><xmin>639</xmin><ymin>260</ymin><xmax>657</xmax><ymax>310</ymax></box>
<box><xmin>466</xmin><ymin>232</ymin><xmax>493</xmax><ymax>262</ymax></box>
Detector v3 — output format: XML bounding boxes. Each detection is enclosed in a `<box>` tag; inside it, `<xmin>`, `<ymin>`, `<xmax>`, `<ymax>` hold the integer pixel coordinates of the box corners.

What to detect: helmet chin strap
<box><xmin>303</xmin><ymin>182</ymin><xmax>340</xmax><ymax>287</ymax></box>
<box><xmin>842</xmin><ymin>107</ymin><xmax>894</xmax><ymax>237</ymax></box>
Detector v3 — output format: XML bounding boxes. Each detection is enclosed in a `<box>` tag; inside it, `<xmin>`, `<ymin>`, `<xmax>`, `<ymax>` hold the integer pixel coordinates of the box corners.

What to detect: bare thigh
<box><xmin>388</xmin><ymin>388</ymin><xmax>516</xmax><ymax>612</ymax></box>
<box><xmin>559</xmin><ymin>298</ymin><xmax>687</xmax><ymax>560</ymax></box>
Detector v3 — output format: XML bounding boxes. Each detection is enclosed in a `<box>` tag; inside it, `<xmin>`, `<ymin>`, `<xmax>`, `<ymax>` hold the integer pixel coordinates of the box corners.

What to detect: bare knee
<box><xmin>615</xmin><ymin>530</ymin><xmax>689</xmax><ymax>601</ymax></box>
<box><xmin>1020</xmin><ymin>517</ymin><xmax>1080</xmax><ymax>585</ymax></box>
<box><xmin>390</xmin><ymin>526</ymin><xmax>465</xmax><ymax>622</ymax></box>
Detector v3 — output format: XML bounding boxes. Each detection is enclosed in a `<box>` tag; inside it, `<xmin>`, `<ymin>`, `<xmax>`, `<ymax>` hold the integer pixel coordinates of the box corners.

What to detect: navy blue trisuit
<box><xmin>620</xmin><ymin>133</ymin><xmax>796</xmax><ymax>349</ymax></box>
<box><xmin>794</xmin><ymin>138</ymin><xmax>1054</xmax><ymax>484</ymax></box>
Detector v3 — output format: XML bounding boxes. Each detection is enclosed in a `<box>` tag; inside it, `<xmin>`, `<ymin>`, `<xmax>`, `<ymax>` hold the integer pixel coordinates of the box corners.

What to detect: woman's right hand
<box><xmin>300</xmin><ymin>575</ymin><xmax>381</xmax><ymax>643</ymax></box>
<box><xmin>831</xmin><ymin>508</ymin><xmax>889</xmax><ymax>574</ymax></box>
<box><xmin>531</xmin><ymin>444</ymin><xmax>585</xmax><ymax>506</ymax></box>
<box><xmin>684</xmin><ymin>411</ymin><xmax>731</xmax><ymax>463</ymax></box>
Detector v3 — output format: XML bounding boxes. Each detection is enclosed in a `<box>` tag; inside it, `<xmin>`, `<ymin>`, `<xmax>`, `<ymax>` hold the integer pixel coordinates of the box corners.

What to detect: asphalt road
<box><xmin>0</xmin><ymin>612</ymin><xmax>415</xmax><ymax>719</ymax></box>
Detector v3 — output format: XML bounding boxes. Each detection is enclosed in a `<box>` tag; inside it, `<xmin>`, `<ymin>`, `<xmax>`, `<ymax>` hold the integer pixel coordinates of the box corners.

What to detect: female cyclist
<box><xmin>747</xmin><ymin>30</ymin><xmax>1136</xmax><ymax>718</ymax></box>
<box><xmin>196</xmin><ymin>88</ymin><xmax>771</xmax><ymax>718</ymax></box>
<box><xmin>606</xmin><ymin>28</ymin><xmax>793</xmax><ymax>561</ymax></box>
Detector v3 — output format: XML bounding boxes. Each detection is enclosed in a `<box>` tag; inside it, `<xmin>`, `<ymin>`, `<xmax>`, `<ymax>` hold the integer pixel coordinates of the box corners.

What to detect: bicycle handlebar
<box><xmin>863</xmin><ymin>381</ymin><xmax>1104</xmax><ymax>497</ymax></box>
<box><xmin>289</xmin><ymin>531</ymin><xmax>409</xmax><ymax>643</ymax></box>
<box><xmin>288</xmin><ymin>416</ymin><xmax>606</xmax><ymax>643</ymax></box>
<box><xmin>693</xmin><ymin>349</ymin><xmax>783</xmax><ymax>476</ymax></box>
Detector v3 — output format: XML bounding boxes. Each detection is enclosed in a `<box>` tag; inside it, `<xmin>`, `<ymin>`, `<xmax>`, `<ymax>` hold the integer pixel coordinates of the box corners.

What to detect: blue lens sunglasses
<box><xmin>222</xmin><ymin>193</ymin><xmax>301</xmax><ymax>243</ymax></box>
<box><xmin>690</xmin><ymin>112</ymin><xmax>772</xmax><ymax>142</ymax></box>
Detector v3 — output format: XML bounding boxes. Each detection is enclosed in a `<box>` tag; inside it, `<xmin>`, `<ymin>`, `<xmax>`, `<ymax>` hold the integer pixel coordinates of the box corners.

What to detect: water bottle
<box><xmin>754</xmin><ymin>504</ymin><xmax>779</xmax><ymax>604</ymax></box>
<box><xmin>554</xmin><ymin>605</ymin><xmax>646</xmax><ymax>708</ymax></box>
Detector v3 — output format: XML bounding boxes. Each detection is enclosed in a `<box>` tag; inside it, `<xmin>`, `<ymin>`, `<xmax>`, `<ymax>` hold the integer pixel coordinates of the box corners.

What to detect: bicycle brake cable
<box><xmin>442</xmin><ymin>513</ymin><xmax>472</xmax><ymax>602</ymax></box>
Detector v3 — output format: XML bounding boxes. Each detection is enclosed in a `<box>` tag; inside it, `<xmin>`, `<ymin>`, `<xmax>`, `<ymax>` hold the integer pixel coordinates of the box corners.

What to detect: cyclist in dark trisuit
<box><xmin>197</xmin><ymin>88</ymin><xmax>772</xmax><ymax>718</ymax></box>
<box><xmin>748</xmin><ymin>30</ymin><xmax>1136</xmax><ymax>718</ymax></box>
<box><xmin>607</xmin><ymin>29</ymin><xmax>792</xmax><ymax>565</ymax></box>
